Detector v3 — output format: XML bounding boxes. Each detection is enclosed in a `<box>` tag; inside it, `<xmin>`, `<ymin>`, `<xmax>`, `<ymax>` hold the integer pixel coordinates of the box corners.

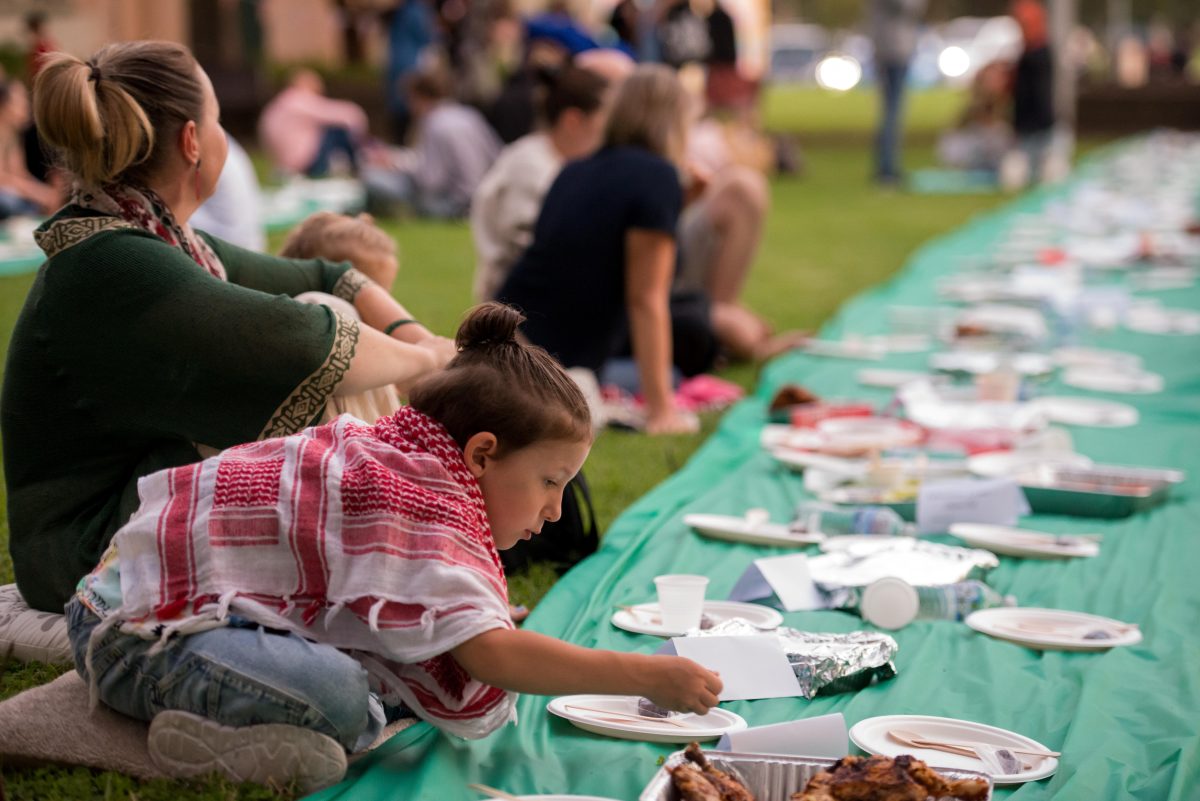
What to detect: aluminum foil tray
<box><xmin>1016</xmin><ymin>464</ymin><xmax>1182</xmax><ymax>518</ymax></box>
<box><xmin>640</xmin><ymin>749</ymin><xmax>994</xmax><ymax>801</ymax></box>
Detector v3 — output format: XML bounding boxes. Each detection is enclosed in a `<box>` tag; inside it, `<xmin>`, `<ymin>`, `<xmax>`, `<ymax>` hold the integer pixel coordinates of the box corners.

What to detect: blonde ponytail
<box><xmin>32</xmin><ymin>41</ymin><xmax>203</xmax><ymax>187</ymax></box>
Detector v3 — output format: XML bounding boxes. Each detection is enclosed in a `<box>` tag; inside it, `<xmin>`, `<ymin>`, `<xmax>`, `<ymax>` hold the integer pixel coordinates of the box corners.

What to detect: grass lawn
<box><xmin>0</xmin><ymin>100</ymin><xmax>1024</xmax><ymax>798</ymax></box>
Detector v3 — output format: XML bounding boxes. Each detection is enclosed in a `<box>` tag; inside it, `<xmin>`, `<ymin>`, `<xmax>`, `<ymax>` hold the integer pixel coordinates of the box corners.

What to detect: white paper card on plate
<box><xmin>715</xmin><ymin>712</ymin><xmax>848</xmax><ymax>758</ymax></box>
<box><xmin>728</xmin><ymin>553</ymin><xmax>824</xmax><ymax>612</ymax></box>
<box><xmin>916</xmin><ymin>477</ymin><xmax>1030</xmax><ymax>535</ymax></box>
<box><xmin>671</xmin><ymin>634</ymin><xmax>801</xmax><ymax>701</ymax></box>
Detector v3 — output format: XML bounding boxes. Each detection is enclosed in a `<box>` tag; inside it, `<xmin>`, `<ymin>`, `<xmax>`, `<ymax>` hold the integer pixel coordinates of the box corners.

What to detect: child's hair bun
<box><xmin>456</xmin><ymin>302</ymin><xmax>525</xmax><ymax>352</ymax></box>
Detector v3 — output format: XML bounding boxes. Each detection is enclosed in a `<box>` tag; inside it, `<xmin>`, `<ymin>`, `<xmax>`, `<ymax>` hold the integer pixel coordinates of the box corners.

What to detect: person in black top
<box><xmin>1011</xmin><ymin>0</ymin><xmax>1054</xmax><ymax>184</ymax></box>
<box><xmin>497</xmin><ymin>65</ymin><xmax>701</xmax><ymax>435</ymax></box>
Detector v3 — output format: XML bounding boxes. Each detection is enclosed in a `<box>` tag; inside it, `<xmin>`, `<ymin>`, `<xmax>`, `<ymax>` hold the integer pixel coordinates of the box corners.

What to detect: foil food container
<box><xmin>808</xmin><ymin>539</ymin><xmax>999</xmax><ymax>591</ymax></box>
<box><xmin>1015</xmin><ymin>463</ymin><xmax>1183</xmax><ymax>518</ymax></box>
<box><xmin>685</xmin><ymin>620</ymin><xmax>899</xmax><ymax>699</ymax></box>
<box><xmin>639</xmin><ymin>749</ymin><xmax>994</xmax><ymax>801</ymax></box>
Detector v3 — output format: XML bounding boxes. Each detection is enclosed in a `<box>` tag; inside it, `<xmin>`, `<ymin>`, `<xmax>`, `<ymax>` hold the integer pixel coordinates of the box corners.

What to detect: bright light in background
<box><xmin>815</xmin><ymin>54</ymin><xmax>862</xmax><ymax>91</ymax></box>
<box><xmin>938</xmin><ymin>46</ymin><xmax>971</xmax><ymax>78</ymax></box>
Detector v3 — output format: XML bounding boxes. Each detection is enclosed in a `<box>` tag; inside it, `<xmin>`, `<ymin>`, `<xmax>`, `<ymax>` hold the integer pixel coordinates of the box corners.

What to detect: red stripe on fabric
<box><xmin>208</xmin><ymin>508</ymin><xmax>280</xmax><ymax>547</ymax></box>
<box><xmin>156</xmin><ymin>464</ymin><xmax>202</xmax><ymax>612</ymax></box>
<box><xmin>404</xmin><ymin>677</ymin><xmax>508</xmax><ymax>719</ymax></box>
<box><xmin>288</xmin><ymin>435</ymin><xmax>333</xmax><ymax>598</ymax></box>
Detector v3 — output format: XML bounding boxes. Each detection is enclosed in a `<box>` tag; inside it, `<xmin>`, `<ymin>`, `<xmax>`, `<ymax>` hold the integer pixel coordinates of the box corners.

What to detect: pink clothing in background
<box><xmin>258</xmin><ymin>87</ymin><xmax>369</xmax><ymax>174</ymax></box>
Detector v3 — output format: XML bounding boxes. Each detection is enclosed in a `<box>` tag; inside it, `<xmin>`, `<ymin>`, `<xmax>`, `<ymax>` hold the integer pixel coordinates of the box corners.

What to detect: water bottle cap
<box><xmin>860</xmin><ymin>577</ymin><xmax>919</xmax><ymax>630</ymax></box>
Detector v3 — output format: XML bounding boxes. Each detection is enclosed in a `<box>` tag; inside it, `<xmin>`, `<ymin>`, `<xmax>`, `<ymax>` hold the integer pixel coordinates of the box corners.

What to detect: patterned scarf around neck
<box><xmin>62</xmin><ymin>184</ymin><xmax>227</xmax><ymax>280</ymax></box>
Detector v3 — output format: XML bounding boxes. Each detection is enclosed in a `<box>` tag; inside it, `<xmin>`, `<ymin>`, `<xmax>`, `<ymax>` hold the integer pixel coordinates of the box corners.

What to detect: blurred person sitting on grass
<box><xmin>1</xmin><ymin>41</ymin><xmax>456</xmax><ymax>615</ymax></box>
<box><xmin>0</xmin><ymin>78</ymin><xmax>62</xmax><ymax>217</ymax></box>
<box><xmin>937</xmin><ymin>61</ymin><xmax>1013</xmax><ymax>174</ymax></box>
<box><xmin>362</xmin><ymin>69</ymin><xmax>501</xmax><ymax>219</ymax></box>
<box><xmin>496</xmin><ymin>65</ymin><xmax>711</xmax><ymax>435</ymax></box>
<box><xmin>479</xmin><ymin>58</ymin><xmax>804</xmax><ymax>385</ymax></box>
<box><xmin>258</xmin><ymin>68</ymin><xmax>368</xmax><ymax>178</ymax></box>
<box><xmin>64</xmin><ymin>303</ymin><xmax>722</xmax><ymax>792</ymax></box>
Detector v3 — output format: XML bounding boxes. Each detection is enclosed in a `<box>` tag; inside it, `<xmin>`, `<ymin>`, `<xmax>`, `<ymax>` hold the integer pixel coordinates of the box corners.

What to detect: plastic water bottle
<box><xmin>792</xmin><ymin>501</ymin><xmax>915</xmax><ymax>537</ymax></box>
<box><xmin>859</xmin><ymin>578</ymin><xmax>1015</xmax><ymax>630</ymax></box>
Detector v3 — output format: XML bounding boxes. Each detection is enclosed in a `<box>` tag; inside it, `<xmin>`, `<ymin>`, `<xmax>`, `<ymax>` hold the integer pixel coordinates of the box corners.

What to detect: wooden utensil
<box><xmin>563</xmin><ymin>703</ymin><xmax>690</xmax><ymax>728</ymax></box>
<box><xmin>891</xmin><ymin>728</ymin><xmax>1059</xmax><ymax>758</ymax></box>
<box><xmin>468</xmin><ymin>782</ymin><xmax>525</xmax><ymax>800</ymax></box>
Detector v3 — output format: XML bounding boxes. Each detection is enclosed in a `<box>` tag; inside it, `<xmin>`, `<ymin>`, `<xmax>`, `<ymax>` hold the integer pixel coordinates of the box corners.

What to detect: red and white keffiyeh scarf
<box><xmin>112</xmin><ymin>406</ymin><xmax>516</xmax><ymax>739</ymax></box>
<box><xmin>70</xmin><ymin>183</ymin><xmax>227</xmax><ymax>280</ymax></box>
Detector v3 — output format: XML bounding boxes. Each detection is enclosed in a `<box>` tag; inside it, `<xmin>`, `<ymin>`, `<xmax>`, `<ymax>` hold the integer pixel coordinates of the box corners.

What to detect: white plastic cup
<box><xmin>654</xmin><ymin>574</ymin><xmax>709</xmax><ymax>632</ymax></box>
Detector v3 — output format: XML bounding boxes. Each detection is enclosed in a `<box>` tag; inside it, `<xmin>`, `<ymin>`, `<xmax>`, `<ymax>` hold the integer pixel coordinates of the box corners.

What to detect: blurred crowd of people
<box><xmin>242</xmin><ymin>0</ymin><xmax>800</xmax><ymax>432</ymax></box>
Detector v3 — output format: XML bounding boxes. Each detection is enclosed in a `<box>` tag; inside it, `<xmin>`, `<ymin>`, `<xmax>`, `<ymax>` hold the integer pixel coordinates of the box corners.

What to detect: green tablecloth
<box><xmin>310</xmin><ymin>159</ymin><xmax>1200</xmax><ymax>801</ymax></box>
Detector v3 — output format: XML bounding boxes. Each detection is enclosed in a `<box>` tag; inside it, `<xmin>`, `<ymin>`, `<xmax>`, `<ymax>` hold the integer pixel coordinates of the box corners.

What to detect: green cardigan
<box><xmin>2</xmin><ymin>207</ymin><xmax>365</xmax><ymax>612</ymax></box>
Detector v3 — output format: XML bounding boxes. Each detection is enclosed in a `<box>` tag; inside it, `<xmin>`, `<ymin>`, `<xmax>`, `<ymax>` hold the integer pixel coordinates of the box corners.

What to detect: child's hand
<box><xmin>641</xmin><ymin>656</ymin><xmax>723</xmax><ymax>714</ymax></box>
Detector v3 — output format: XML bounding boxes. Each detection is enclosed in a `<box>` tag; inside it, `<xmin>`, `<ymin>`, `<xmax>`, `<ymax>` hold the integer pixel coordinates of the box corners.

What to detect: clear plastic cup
<box><xmin>653</xmin><ymin>574</ymin><xmax>709</xmax><ymax>632</ymax></box>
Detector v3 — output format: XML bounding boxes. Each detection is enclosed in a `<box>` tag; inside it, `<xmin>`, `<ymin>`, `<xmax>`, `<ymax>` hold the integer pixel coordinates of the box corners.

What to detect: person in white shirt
<box><xmin>363</xmin><ymin>70</ymin><xmax>501</xmax><ymax>219</ymax></box>
<box><xmin>471</xmin><ymin>63</ymin><xmax>614</xmax><ymax>302</ymax></box>
<box><xmin>192</xmin><ymin>134</ymin><xmax>266</xmax><ymax>252</ymax></box>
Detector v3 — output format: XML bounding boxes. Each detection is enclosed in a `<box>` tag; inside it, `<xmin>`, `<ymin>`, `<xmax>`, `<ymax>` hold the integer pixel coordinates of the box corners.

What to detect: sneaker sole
<box><xmin>147</xmin><ymin>710</ymin><xmax>348</xmax><ymax>792</ymax></box>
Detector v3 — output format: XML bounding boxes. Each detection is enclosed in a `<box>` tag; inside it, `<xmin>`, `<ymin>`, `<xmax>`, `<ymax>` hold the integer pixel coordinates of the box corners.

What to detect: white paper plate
<box><xmin>850</xmin><ymin>714</ymin><xmax>1059</xmax><ymax>785</ymax></box>
<box><xmin>966</xmin><ymin>450</ymin><xmax>1093</xmax><ymax>478</ymax></box>
<box><xmin>966</xmin><ymin>607</ymin><xmax>1142</xmax><ymax>651</ymax></box>
<box><xmin>948</xmin><ymin>523</ymin><xmax>1099</xmax><ymax>559</ymax></box>
<box><xmin>801</xmin><ymin>339</ymin><xmax>886</xmax><ymax>360</ymax></box>
<box><xmin>1051</xmin><ymin>346</ymin><xmax>1141</xmax><ymax>371</ymax></box>
<box><xmin>815</xmin><ymin>417</ymin><xmax>924</xmax><ymax>452</ymax></box>
<box><xmin>1125</xmin><ymin>306</ymin><xmax>1200</xmax><ymax>335</ymax></box>
<box><xmin>857</xmin><ymin>368</ymin><xmax>933</xmax><ymax>388</ymax></box>
<box><xmin>611</xmin><ymin>600</ymin><xmax>784</xmax><ymax>637</ymax></box>
<box><xmin>547</xmin><ymin>695</ymin><xmax>746</xmax><ymax>743</ymax></box>
<box><xmin>1029</xmin><ymin>396</ymin><xmax>1139</xmax><ymax>427</ymax></box>
<box><xmin>818</xmin><ymin>534</ymin><xmax>916</xmax><ymax>552</ymax></box>
<box><xmin>1062</xmin><ymin>367</ymin><xmax>1163</xmax><ymax>394</ymax></box>
<box><xmin>683</xmin><ymin>513</ymin><xmax>824</xmax><ymax>547</ymax></box>
<box><xmin>930</xmin><ymin>351</ymin><xmax>1054</xmax><ymax>376</ymax></box>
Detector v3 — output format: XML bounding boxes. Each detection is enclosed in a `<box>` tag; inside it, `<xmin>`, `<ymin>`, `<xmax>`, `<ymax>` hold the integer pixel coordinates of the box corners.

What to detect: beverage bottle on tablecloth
<box><xmin>860</xmin><ymin>578</ymin><xmax>1015</xmax><ymax>630</ymax></box>
<box><xmin>791</xmin><ymin>501</ymin><xmax>915</xmax><ymax>537</ymax></box>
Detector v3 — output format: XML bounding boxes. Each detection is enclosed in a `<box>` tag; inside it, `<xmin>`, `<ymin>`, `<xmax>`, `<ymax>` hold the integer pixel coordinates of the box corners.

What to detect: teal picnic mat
<box><xmin>309</xmin><ymin>154</ymin><xmax>1200</xmax><ymax>801</ymax></box>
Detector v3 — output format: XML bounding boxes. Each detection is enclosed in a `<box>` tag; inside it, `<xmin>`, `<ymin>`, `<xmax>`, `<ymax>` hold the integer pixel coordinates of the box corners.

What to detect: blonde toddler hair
<box><xmin>280</xmin><ymin>211</ymin><xmax>398</xmax><ymax>287</ymax></box>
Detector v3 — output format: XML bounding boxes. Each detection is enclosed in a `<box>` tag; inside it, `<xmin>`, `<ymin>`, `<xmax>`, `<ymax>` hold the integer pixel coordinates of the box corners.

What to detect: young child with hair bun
<box><xmin>65</xmin><ymin>302</ymin><xmax>722</xmax><ymax>791</ymax></box>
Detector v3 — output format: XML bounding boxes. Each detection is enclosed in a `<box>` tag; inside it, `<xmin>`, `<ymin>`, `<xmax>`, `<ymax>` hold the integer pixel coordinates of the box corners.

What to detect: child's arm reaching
<box><xmin>451</xmin><ymin>628</ymin><xmax>723</xmax><ymax>714</ymax></box>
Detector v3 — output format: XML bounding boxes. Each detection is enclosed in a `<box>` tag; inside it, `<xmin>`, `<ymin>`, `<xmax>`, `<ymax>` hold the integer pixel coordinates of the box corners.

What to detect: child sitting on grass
<box><xmin>65</xmin><ymin>303</ymin><xmax>722</xmax><ymax>791</ymax></box>
<box><xmin>280</xmin><ymin>211</ymin><xmax>399</xmax><ymax>292</ymax></box>
<box><xmin>279</xmin><ymin>211</ymin><xmax>408</xmax><ymax>423</ymax></box>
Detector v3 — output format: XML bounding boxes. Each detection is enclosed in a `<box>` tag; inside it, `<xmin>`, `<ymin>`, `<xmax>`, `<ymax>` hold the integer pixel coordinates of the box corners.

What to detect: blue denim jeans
<box><xmin>874</xmin><ymin>62</ymin><xmax>910</xmax><ymax>182</ymax></box>
<box><xmin>65</xmin><ymin>597</ymin><xmax>387</xmax><ymax>752</ymax></box>
<box><xmin>304</xmin><ymin>125</ymin><xmax>359</xmax><ymax>178</ymax></box>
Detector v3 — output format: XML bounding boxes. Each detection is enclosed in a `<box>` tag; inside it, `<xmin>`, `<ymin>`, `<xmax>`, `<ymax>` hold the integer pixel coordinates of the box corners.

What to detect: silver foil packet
<box><xmin>685</xmin><ymin>619</ymin><xmax>899</xmax><ymax>699</ymax></box>
<box><xmin>809</xmin><ymin>538</ymin><xmax>999</xmax><ymax>590</ymax></box>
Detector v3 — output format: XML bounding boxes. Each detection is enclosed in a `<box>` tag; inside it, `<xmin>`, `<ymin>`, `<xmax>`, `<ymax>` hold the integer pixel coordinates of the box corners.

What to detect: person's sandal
<box><xmin>147</xmin><ymin>709</ymin><xmax>347</xmax><ymax>792</ymax></box>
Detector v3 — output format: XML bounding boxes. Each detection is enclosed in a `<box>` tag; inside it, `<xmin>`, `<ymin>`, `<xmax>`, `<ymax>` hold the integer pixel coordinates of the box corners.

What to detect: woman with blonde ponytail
<box><xmin>2</xmin><ymin>42</ymin><xmax>456</xmax><ymax>618</ymax></box>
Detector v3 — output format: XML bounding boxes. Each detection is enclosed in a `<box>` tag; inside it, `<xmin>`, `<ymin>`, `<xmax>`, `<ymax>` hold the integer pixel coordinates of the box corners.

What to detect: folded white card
<box><xmin>728</xmin><ymin>553</ymin><xmax>824</xmax><ymax>612</ymax></box>
<box><xmin>671</xmin><ymin>634</ymin><xmax>801</xmax><ymax>701</ymax></box>
<box><xmin>715</xmin><ymin>712</ymin><xmax>848</xmax><ymax>758</ymax></box>
<box><xmin>916</xmin><ymin>476</ymin><xmax>1030</xmax><ymax>534</ymax></box>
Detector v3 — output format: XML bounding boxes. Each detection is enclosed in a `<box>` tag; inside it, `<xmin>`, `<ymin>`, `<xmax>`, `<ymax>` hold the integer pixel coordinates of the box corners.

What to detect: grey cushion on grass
<box><xmin>0</xmin><ymin>671</ymin><xmax>416</xmax><ymax>779</ymax></box>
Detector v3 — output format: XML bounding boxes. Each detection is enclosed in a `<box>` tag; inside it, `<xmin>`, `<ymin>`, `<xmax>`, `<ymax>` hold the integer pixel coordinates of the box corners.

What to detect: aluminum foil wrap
<box><xmin>810</xmin><ymin>538</ymin><xmax>999</xmax><ymax>591</ymax></box>
<box><xmin>688</xmin><ymin>619</ymin><xmax>899</xmax><ymax>699</ymax></box>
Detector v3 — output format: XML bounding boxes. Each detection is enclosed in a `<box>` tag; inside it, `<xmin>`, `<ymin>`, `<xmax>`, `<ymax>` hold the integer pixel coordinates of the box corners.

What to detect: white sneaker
<box><xmin>147</xmin><ymin>710</ymin><xmax>348</xmax><ymax>792</ymax></box>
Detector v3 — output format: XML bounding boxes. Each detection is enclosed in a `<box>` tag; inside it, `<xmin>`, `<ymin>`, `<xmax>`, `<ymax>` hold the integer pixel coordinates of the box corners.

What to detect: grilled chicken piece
<box><xmin>670</xmin><ymin>763</ymin><xmax>722</xmax><ymax>801</ymax></box>
<box><xmin>791</xmin><ymin>755</ymin><xmax>988</xmax><ymax>801</ymax></box>
<box><xmin>683</xmin><ymin>742</ymin><xmax>755</xmax><ymax>801</ymax></box>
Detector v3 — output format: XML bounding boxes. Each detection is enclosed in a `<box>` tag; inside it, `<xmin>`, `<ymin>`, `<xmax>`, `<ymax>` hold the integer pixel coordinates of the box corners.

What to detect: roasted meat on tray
<box><xmin>791</xmin><ymin>754</ymin><xmax>989</xmax><ymax>801</ymax></box>
<box><xmin>669</xmin><ymin>743</ymin><xmax>756</xmax><ymax>801</ymax></box>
